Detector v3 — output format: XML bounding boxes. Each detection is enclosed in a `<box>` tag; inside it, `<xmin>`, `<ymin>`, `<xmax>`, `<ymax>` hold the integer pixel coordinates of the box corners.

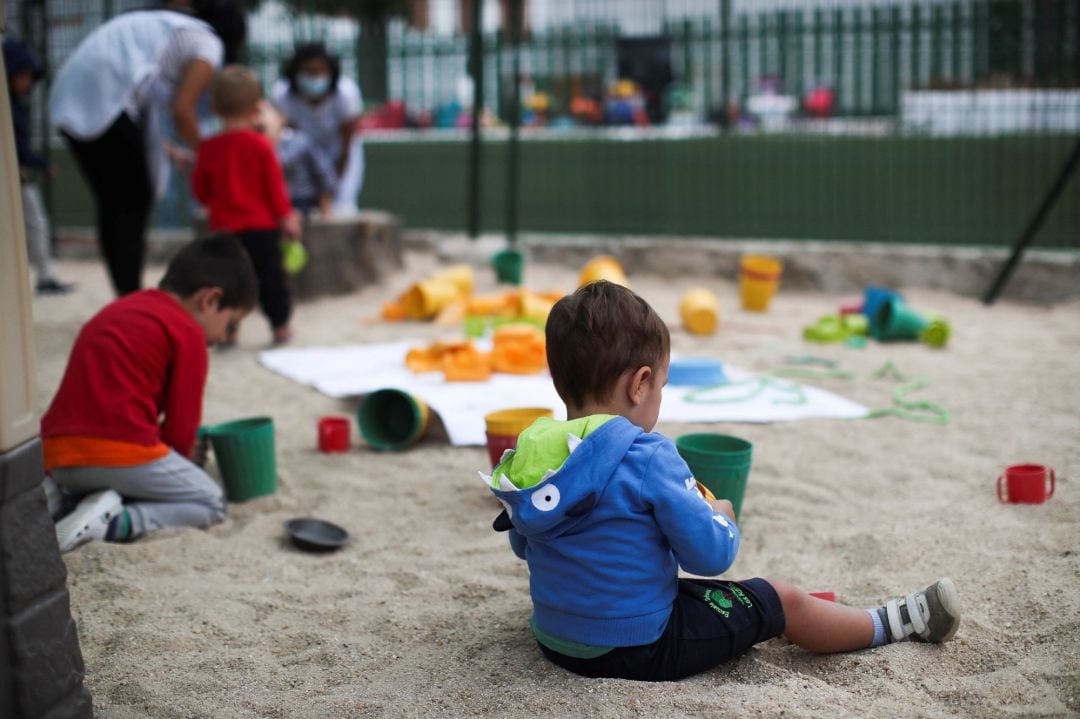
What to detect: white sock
<box><xmin>867</xmin><ymin>608</ymin><xmax>888</xmax><ymax>647</ymax></box>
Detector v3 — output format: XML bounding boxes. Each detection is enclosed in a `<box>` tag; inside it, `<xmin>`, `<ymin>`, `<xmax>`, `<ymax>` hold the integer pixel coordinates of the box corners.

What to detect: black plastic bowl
<box><xmin>284</xmin><ymin>517</ymin><xmax>349</xmax><ymax>552</ymax></box>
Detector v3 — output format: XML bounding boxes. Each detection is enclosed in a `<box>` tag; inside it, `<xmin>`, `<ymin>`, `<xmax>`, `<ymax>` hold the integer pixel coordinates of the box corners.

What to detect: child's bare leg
<box><xmin>767</xmin><ymin>576</ymin><xmax>962</xmax><ymax>652</ymax></box>
<box><xmin>767</xmin><ymin>577</ymin><xmax>874</xmax><ymax>653</ymax></box>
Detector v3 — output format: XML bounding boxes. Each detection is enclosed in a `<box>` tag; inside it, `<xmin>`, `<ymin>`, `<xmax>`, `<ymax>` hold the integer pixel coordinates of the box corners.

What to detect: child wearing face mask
<box><xmin>271</xmin><ymin>42</ymin><xmax>364</xmax><ymax>213</ymax></box>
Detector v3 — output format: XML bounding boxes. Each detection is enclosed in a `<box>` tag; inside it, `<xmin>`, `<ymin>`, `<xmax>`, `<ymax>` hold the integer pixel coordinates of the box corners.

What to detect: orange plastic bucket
<box><xmin>739</xmin><ymin>255</ymin><xmax>783</xmax><ymax>312</ymax></box>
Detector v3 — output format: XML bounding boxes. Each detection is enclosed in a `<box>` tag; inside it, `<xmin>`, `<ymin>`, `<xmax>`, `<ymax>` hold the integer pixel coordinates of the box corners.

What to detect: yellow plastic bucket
<box><xmin>484</xmin><ymin>408</ymin><xmax>554</xmax><ymax>468</ymax></box>
<box><xmin>739</xmin><ymin>255</ymin><xmax>783</xmax><ymax>312</ymax></box>
<box><xmin>579</xmin><ymin>256</ymin><xmax>630</xmax><ymax>288</ymax></box>
<box><xmin>484</xmin><ymin>407</ymin><xmax>554</xmax><ymax>437</ymax></box>
<box><xmin>679</xmin><ymin>287</ymin><xmax>720</xmax><ymax>335</ymax></box>
<box><xmin>431</xmin><ymin>264</ymin><xmax>475</xmax><ymax>296</ymax></box>
<box><xmin>405</xmin><ymin>278</ymin><xmax>461</xmax><ymax>319</ymax></box>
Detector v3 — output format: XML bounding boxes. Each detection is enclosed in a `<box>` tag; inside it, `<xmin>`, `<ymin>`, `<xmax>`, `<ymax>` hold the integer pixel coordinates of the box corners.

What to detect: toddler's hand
<box><xmin>282</xmin><ymin>211</ymin><xmax>302</xmax><ymax>240</ymax></box>
<box><xmin>164</xmin><ymin>141</ymin><xmax>195</xmax><ymax>174</ymax></box>
<box><xmin>317</xmin><ymin>195</ymin><xmax>333</xmax><ymax>217</ymax></box>
<box><xmin>709</xmin><ymin>499</ymin><xmax>736</xmax><ymax>523</ymax></box>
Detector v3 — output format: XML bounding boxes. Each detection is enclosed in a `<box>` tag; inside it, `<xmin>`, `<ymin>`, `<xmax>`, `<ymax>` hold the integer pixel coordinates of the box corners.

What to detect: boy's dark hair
<box><xmin>2</xmin><ymin>37</ymin><xmax>43</xmax><ymax>81</ymax></box>
<box><xmin>282</xmin><ymin>42</ymin><xmax>341</xmax><ymax>96</ymax></box>
<box><xmin>546</xmin><ymin>281</ymin><xmax>670</xmax><ymax>409</ymax></box>
<box><xmin>192</xmin><ymin>0</ymin><xmax>248</xmax><ymax>64</ymax></box>
<box><xmin>211</xmin><ymin>64</ymin><xmax>262</xmax><ymax>118</ymax></box>
<box><xmin>158</xmin><ymin>235</ymin><xmax>258</xmax><ymax>310</ymax></box>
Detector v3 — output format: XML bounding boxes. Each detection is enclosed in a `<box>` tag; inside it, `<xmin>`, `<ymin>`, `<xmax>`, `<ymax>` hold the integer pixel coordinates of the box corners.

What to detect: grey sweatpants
<box><xmin>22</xmin><ymin>181</ymin><xmax>56</xmax><ymax>282</ymax></box>
<box><xmin>50</xmin><ymin>450</ymin><xmax>226</xmax><ymax>539</ymax></box>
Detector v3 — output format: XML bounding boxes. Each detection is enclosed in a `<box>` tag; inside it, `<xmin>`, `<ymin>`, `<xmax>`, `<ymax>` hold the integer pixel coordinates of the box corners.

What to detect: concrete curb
<box><xmin>415</xmin><ymin>232</ymin><xmax>1080</xmax><ymax>305</ymax></box>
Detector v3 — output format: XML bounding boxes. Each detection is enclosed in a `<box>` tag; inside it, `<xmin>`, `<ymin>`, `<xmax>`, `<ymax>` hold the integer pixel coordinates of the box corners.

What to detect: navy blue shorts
<box><xmin>537</xmin><ymin>578</ymin><xmax>786</xmax><ymax>682</ymax></box>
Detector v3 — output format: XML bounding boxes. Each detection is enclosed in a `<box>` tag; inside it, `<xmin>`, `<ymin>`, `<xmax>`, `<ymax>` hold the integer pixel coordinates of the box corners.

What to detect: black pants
<box><xmin>538</xmin><ymin>578</ymin><xmax>786</xmax><ymax>682</ymax></box>
<box><xmin>64</xmin><ymin>114</ymin><xmax>154</xmax><ymax>296</ymax></box>
<box><xmin>237</xmin><ymin>229</ymin><xmax>292</xmax><ymax>330</ymax></box>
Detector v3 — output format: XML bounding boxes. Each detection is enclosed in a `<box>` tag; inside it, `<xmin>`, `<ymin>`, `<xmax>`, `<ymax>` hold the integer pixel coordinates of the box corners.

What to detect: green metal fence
<box><xmin>7</xmin><ymin>0</ymin><xmax>1080</xmax><ymax>247</ymax></box>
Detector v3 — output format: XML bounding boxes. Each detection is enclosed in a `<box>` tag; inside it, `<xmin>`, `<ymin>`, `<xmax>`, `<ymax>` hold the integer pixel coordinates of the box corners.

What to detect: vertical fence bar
<box><xmin>778</xmin><ymin>10</ymin><xmax>788</xmax><ymax>92</ymax></box>
<box><xmin>871</xmin><ymin>7</ymin><xmax>880</xmax><ymax>114</ymax></box>
<box><xmin>834</xmin><ymin>8</ymin><xmax>844</xmax><ymax>113</ymax></box>
<box><xmin>952</xmin><ymin>1</ymin><xmax>962</xmax><ymax>85</ymax></box>
<box><xmin>467</xmin><ymin>0</ymin><xmax>484</xmax><ymax>238</ymax></box>
<box><xmin>931</xmin><ymin>4</ymin><xmax>942</xmax><ymax>86</ymax></box>
<box><xmin>506</xmin><ymin>3</ymin><xmax>522</xmax><ymax>247</ymax></box>
<box><xmin>702</xmin><ymin>15</ymin><xmax>712</xmax><ymax>121</ymax></box>
<box><xmin>793</xmin><ymin>10</ymin><xmax>804</xmax><ymax>105</ymax></box>
<box><xmin>854</xmin><ymin>7</ymin><xmax>863</xmax><ymax>114</ymax></box>
<box><xmin>813</xmin><ymin>7</ymin><xmax>823</xmax><ymax>89</ymax></box>
<box><xmin>972</xmin><ymin>0</ymin><xmax>986</xmax><ymax>84</ymax></box>
<box><xmin>760</xmin><ymin>12</ymin><xmax>768</xmax><ymax>88</ymax></box>
<box><xmin>891</xmin><ymin>6</ymin><xmax>901</xmax><ymax>115</ymax></box>
<box><xmin>912</xmin><ymin>3</ymin><xmax>922</xmax><ymax>90</ymax></box>
<box><xmin>722</xmin><ymin>0</ymin><xmax>733</xmax><ymax>128</ymax></box>
<box><xmin>738</xmin><ymin>13</ymin><xmax>749</xmax><ymax>111</ymax></box>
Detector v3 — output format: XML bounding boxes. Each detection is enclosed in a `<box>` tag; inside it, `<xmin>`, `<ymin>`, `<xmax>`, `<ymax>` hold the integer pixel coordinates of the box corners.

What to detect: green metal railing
<box><xmin>8</xmin><ymin>0</ymin><xmax>1080</xmax><ymax>247</ymax></box>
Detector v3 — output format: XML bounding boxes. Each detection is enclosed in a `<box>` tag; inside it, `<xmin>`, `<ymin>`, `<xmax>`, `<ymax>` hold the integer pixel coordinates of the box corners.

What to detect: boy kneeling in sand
<box><xmin>482</xmin><ymin>280</ymin><xmax>961</xmax><ymax>681</ymax></box>
<box><xmin>44</xmin><ymin>236</ymin><xmax>258</xmax><ymax>552</ymax></box>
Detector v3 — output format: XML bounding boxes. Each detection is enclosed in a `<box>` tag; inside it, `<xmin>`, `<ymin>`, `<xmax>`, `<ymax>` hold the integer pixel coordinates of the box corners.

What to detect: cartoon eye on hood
<box><xmin>530</xmin><ymin>484</ymin><xmax>561</xmax><ymax>511</ymax></box>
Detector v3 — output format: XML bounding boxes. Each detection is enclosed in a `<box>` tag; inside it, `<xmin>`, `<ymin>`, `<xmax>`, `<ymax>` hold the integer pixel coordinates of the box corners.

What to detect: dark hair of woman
<box><xmin>191</xmin><ymin>0</ymin><xmax>248</xmax><ymax>64</ymax></box>
<box><xmin>282</xmin><ymin>42</ymin><xmax>341</xmax><ymax>97</ymax></box>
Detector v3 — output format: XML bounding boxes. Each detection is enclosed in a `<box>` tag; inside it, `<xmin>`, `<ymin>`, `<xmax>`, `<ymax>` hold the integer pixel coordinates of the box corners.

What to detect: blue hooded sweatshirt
<box><xmin>3</xmin><ymin>37</ymin><xmax>47</xmax><ymax>173</ymax></box>
<box><xmin>484</xmin><ymin>415</ymin><xmax>740</xmax><ymax>648</ymax></box>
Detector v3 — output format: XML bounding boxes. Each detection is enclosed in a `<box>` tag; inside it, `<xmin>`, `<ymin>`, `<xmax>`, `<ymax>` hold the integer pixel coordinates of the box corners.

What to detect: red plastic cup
<box><xmin>486</xmin><ymin>432</ymin><xmax>518</xmax><ymax>469</ymax></box>
<box><xmin>838</xmin><ymin>298</ymin><xmax>864</xmax><ymax>316</ymax></box>
<box><xmin>318</xmin><ymin>416</ymin><xmax>351</xmax><ymax>453</ymax></box>
<box><xmin>809</xmin><ymin>591</ymin><xmax>836</xmax><ymax>602</ymax></box>
<box><xmin>997</xmin><ymin>464</ymin><xmax>1055</xmax><ymax>504</ymax></box>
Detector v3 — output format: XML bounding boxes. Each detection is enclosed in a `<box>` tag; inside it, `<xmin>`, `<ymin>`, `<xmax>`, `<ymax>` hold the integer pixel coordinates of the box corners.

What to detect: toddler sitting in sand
<box><xmin>482</xmin><ymin>280</ymin><xmax>961</xmax><ymax>681</ymax></box>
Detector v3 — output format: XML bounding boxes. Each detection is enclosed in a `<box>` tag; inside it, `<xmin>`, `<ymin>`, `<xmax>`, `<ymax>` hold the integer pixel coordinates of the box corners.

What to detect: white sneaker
<box><xmin>884</xmin><ymin>577</ymin><xmax>962</xmax><ymax>643</ymax></box>
<box><xmin>55</xmin><ymin>490</ymin><xmax>123</xmax><ymax>553</ymax></box>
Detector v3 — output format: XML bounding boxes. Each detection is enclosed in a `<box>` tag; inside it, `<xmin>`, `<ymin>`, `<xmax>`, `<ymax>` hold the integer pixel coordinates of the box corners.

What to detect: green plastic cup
<box><xmin>873</xmin><ymin>297</ymin><xmax>929</xmax><ymax>341</ymax></box>
<box><xmin>357</xmin><ymin>389</ymin><xmax>430</xmax><ymax>452</ymax></box>
<box><xmin>203</xmin><ymin>417</ymin><xmax>277</xmax><ymax>502</ymax></box>
<box><xmin>492</xmin><ymin>249</ymin><xmax>524</xmax><ymax>285</ymax></box>
<box><xmin>675</xmin><ymin>433</ymin><xmax>753</xmax><ymax>520</ymax></box>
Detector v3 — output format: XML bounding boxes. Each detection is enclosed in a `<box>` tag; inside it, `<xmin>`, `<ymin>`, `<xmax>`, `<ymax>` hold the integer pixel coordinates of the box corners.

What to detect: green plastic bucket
<box><xmin>203</xmin><ymin>417</ymin><xmax>277</xmax><ymax>502</ymax></box>
<box><xmin>492</xmin><ymin>249</ymin><xmax>524</xmax><ymax>285</ymax></box>
<box><xmin>357</xmin><ymin>389</ymin><xmax>430</xmax><ymax>452</ymax></box>
<box><xmin>873</xmin><ymin>297</ymin><xmax>928</xmax><ymax>341</ymax></box>
<box><xmin>675</xmin><ymin>433</ymin><xmax>753</xmax><ymax>520</ymax></box>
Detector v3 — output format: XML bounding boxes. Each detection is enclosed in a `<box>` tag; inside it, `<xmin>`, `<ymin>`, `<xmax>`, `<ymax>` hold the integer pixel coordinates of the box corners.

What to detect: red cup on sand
<box><xmin>997</xmin><ymin>464</ymin><xmax>1055</xmax><ymax>504</ymax></box>
<box><xmin>318</xmin><ymin>416</ymin><xmax>351</xmax><ymax>453</ymax></box>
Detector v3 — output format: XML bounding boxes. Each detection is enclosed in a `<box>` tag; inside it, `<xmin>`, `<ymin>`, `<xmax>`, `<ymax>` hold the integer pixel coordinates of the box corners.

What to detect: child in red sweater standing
<box><xmin>193</xmin><ymin>65</ymin><xmax>301</xmax><ymax>345</ymax></box>
<box><xmin>44</xmin><ymin>236</ymin><xmax>258</xmax><ymax>552</ymax></box>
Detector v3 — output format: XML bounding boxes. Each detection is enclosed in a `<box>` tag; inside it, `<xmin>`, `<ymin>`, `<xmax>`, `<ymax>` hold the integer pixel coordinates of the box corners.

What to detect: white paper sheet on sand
<box><xmin>258</xmin><ymin>341</ymin><xmax>869</xmax><ymax>446</ymax></box>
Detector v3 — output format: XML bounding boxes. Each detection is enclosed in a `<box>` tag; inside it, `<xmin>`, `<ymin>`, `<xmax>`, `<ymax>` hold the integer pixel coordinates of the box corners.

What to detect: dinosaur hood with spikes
<box><xmin>480</xmin><ymin>414</ymin><xmax>625</xmax><ymax>540</ymax></box>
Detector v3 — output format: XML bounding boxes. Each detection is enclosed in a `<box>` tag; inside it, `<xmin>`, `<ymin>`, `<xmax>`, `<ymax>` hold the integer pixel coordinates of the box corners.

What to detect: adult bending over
<box><xmin>49</xmin><ymin>0</ymin><xmax>246</xmax><ymax>295</ymax></box>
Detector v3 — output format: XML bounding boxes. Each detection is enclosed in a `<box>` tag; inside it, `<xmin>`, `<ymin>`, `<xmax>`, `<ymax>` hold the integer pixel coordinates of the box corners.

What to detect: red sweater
<box><xmin>192</xmin><ymin>128</ymin><xmax>292</xmax><ymax>232</ymax></box>
<box><xmin>41</xmin><ymin>290</ymin><xmax>208</xmax><ymax>460</ymax></box>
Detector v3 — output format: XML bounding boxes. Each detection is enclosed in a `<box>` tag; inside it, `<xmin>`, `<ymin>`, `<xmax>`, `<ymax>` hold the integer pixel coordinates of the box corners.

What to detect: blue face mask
<box><xmin>296</xmin><ymin>73</ymin><xmax>331</xmax><ymax>98</ymax></box>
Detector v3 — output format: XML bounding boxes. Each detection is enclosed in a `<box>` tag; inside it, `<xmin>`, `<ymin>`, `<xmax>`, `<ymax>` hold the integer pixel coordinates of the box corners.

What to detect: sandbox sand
<box><xmin>32</xmin><ymin>251</ymin><xmax>1079</xmax><ymax>718</ymax></box>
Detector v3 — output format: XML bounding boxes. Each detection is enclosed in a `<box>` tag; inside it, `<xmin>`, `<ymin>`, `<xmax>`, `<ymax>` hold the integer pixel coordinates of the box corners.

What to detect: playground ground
<box><xmin>33</xmin><ymin>251</ymin><xmax>1079</xmax><ymax>718</ymax></box>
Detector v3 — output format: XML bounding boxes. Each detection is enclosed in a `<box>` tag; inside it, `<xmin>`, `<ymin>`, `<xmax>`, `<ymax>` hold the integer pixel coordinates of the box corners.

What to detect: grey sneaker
<box><xmin>55</xmin><ymin>490</ymin><xmax>123</xmax><ymax>553</ymax></box>
<box><xmin>883</xmin><ymin>578</ymin><xmax>961</xmax><ymax>643</ymax></box>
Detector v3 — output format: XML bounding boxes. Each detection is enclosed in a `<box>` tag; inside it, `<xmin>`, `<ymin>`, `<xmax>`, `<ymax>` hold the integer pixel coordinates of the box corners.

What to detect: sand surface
<box><xmin>32</xmin><ymin>251</ymin><xmax>1079</xmax><ymax>718</ymax></box>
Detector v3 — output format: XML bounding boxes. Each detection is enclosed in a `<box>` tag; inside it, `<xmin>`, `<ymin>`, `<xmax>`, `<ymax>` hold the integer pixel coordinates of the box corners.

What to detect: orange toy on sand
<box><xmin>492</xmin><ymin>324</ymin><xmax>547</xmax><ymax>374</ymax></box>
